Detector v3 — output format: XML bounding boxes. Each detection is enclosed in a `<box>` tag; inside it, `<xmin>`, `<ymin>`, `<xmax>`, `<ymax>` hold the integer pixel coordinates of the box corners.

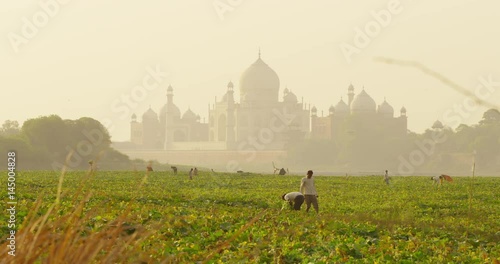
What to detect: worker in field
<box><xmin>281</xmin><ymin>192</ymin><xmax>305</xmax><ymax>210</ymax></box>
<box><xmin>147</xmin><ymin>162</ymin><xmax>153</xmax><ymax>172</ymax></box>
<box><xmin>431</xmin><ymin>174</ymin><xmax>453</xmax><ymax>186</ymax></box>
<box><xmin>189</xmin><ymin>168</ymin><xmax>194</xmax><ymax>180</ymax></box>
<box><xmin>194</xmin><ymin>167</ymin><xmax>198</xmax><ymax>176</ymax></box>
<box><xmin>300</xmin><ymin>170</ymin><xmax>319</xmax><ymax>213</ymax></box>
<box><xmin>384</xmin><ymin>170</ymin><xmax>390</xmax><ymax>185</ymax></box>
<box><xmin>431</xmin><ymin>175</ymin><xmax>443</xmax><ymax>185</ymax></box>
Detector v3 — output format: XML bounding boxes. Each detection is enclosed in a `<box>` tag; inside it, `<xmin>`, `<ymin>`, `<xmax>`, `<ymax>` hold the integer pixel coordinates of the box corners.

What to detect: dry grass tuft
<box><xmin>0</xmin><ymin>152</ymin><xmax>155</xmax><ymax>263</ymax></box>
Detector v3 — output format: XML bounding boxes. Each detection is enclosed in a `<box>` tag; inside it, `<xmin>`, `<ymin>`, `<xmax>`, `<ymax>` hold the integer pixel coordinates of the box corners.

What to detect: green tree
<box><xmin>21</xmin><ymin>115</ymin><xmax>69</xmax><ymax>158</ymax></box>
<box><xmin>17</xmin><ymin>115</ymin><xmax>126</xmax><ymax>170</ymax></box>
<box><xmin>0</xmin><ymin>136</ymin><xmax>49</xmax><ymax>169</ymax></box>
<box><xmin>0</xmin><ymin>120</ymin><xmax>20</xmax><ymax>137</ymax></box>
<box><xmin>479</xmin><ymin>108</ymin><xmax>500</xmax><ymax>125</ymax></box>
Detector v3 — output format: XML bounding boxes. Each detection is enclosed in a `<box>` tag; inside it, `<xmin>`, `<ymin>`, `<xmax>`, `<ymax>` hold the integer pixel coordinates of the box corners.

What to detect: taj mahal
<box><xmin>127</xmin><ymin>53</ymin><xmax>407</xmax><ymax>153</ymax></box>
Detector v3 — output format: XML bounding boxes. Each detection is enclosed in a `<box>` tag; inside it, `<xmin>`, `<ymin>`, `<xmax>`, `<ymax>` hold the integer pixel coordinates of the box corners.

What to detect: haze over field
<box><xmin>2</xmin><ymin>3</ymin><xmax>500</xmax><ymax>262</ymax></box>
<box><xmin>1</xmin><ymin>0</ymin><xmax>500</xmax><ymax>141</ymax></box>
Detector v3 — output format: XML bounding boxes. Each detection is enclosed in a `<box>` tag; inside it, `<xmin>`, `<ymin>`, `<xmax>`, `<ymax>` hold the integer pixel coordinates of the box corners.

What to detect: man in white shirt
<box><xmin>300</xmin><ymin>170</ymin><xmax>319</xmax><ymax>213</ymax></box>
<box><xmin>281</xmin><ymin>192</ymin><xmax>305</xmax><ymax>210</ymax></box>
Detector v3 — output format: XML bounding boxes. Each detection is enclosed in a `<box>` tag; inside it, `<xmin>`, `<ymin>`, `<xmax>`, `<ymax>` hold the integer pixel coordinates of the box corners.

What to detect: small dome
<box><xmin>283</xmin><ymin>87</ymin><xmax>289</xmax><ymax>95</ymax></box>
<box><xmin>311</xmin><ymin>106</ymin><xmax>317</xmax><ymax>113</ymax></box>
<box><xmin>167</xmin><ymin>84</ymin><xmax>173</xmax><ymax>91</ymax></box>
<box><xmin>329</xmin><ymin>105</ymin><xmax>335</xmax><ymax>114</ymax></box>
<box><xmin>227</xmin><ymin>81</ymin><xmax>234</xmax><ymax>89</ymax></box>
<box><xmin>400</xmin><ymin>106</ymin><xmax>407</xmax><ymax>113</ymax></box>
<box><xmin>283</xmin><ymin>90</ymin><xmax>298</xmax><ymax>104</ymax></box>
<box><xmin>348</xmin><ymin>83</ymin><xmax>354</xmax><ymax>91</ymax></box>
<box><xmin>334</xmin><ymin>98</ymin><xmax>349</xmax><ymax>113</ymax></box>
<box><xmin>182</xmin><ymin>108</ymin><xmax>197</xmax><ymax>121</ymax></box>
<box><xmin>142</xmin><ymin>108</ymin><xmax>158</xmax><ymax>120</ymax></box>
<box><xmin>131</xmin><ymin>113</ymin><xmax>137</xmax><ymax>120</ymax></box>
<box><xmin>377</xmin><ymin>99</ymin><xmax>394</xmax><ymax>117</ymax></box>
<box><xmin>432</xmin><ymin>120</ymin><xmax>444</xmax><ymax>129</ymax></box>
<box><xmin>351</xmin><ymin>89</ymin><xmax>376</xmax><ymax>113</ymax></box>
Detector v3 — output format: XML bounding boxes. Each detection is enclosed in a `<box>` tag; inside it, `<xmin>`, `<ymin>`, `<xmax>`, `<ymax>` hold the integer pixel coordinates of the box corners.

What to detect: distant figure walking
<box><xmin>171</xmin><ymin>166</ymin><xmax>178</xmax><ymax>175</ymax></box>
<box><xmin>384</xmin><ymin>170</ymin><xmax>390</xmax><ymax>185</ymax></box>
<box><xmin>147</xmin><ymin>162</ymin><xmax>153</xmax><ymax>172</ymax></box>
<box><xmin>189</xmin><ymin>168</ymin><xmax>194</xmax><ymax>180</ymax></box>
<box><xmin>281</xmin><ymin>192</ymin><xmax>305</xmax><ymax>210</ymax></box>
<box><xmin>194</xmin><ymin>167</ymin><xmax>198</xmax><ymax>176</ymax></box>
<box><xmin>300</xmin><ymin>170</ymin><xmax>319</xmax><ymax>213</ymax></box>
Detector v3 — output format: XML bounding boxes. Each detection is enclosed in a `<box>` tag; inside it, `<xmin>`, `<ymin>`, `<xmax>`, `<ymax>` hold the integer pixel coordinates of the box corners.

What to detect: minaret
<box><xmin>167</xmin><ymin>84</ymin><xmax>174</xmax><ymax>104</ymax></box>
<box><xmin>329</xmin><ymin>106</ymin><xmax>335</xmax><ymax>116</ymax></box>
<box><xmin>348</xmin><ymin>83</ymin><xmax>355</xmax><ymax>107</ymax></box>
<box><xmin>399</xmin><ymin>106</ymin><xmax>408</xmax><ymax>135</ymax></box>
<box><xmin>329</xmin><ymin>105</ymin><xmax>335</xmax><ymax>140</ymax></box>
<box><xmin>311</xmin><ymin>106</ymin><xmax>318</xmax><ymax>139</ymax></box>
<box><xmin>130</xmin><ymin>113</ymin><xmax>139</xmax><ymax>144</ymax></box>
<box><xmin>164</xmin><ymin>85</ymin><xmax>174</xmax><ymax>150</ymax></box>
<box><xmin>400</xmin><ymin>106</ymin><xmax>407</xmax><ymax>117</ymax></box>
<box><xmin>311</xmin><ymin>106</ymin><xmax>317</xmax><ymax>118</ymax></box>
<box><xmin>226</xmin><ymin>81</ymin><xmax>236</xmax><ymax>149</ymax></box>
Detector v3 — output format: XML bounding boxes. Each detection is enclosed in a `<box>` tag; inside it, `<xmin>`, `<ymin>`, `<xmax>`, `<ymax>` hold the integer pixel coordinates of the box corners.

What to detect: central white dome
<box><xmin>239</xmin><ymin>56</ymin><xmax>280</xmax><ymax>104</ymax></box>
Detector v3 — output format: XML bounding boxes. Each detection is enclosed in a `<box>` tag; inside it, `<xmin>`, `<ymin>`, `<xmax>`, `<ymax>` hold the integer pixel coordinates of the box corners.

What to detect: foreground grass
<box><xmin>0</xmin><ymin>171</ymin><xmax>499</xmax><ymax>263</ymax></box>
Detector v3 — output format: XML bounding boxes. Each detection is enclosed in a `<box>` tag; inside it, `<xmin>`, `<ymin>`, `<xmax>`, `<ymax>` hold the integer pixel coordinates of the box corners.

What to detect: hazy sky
<box><xmin>1</xmin><ymin>0</ymin><xmax>499</xmax><ymax>141</ymax></box>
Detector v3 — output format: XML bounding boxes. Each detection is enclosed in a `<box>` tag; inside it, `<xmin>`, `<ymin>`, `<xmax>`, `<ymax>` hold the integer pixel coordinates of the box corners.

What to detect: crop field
<box><xmin>0</xmin><ymin>170</ymin><xmax>499</xmax><ymax>263</ymax></box>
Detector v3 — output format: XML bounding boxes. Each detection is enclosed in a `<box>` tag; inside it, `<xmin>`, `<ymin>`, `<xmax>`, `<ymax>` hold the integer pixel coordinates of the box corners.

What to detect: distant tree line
<box><xmin>286</xmin><ymin>109</ymin><xmax>500</xmax><ymax>175</ymax></box>
<box><xmin>0</xmin><ymin>115</ymin><xmax>131</xmax><ymax>170</ymax></box>
<box><xmin>2</xmin><ymin>109</ymin><xmax>498</xmax><ymax>174</ymax></box>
